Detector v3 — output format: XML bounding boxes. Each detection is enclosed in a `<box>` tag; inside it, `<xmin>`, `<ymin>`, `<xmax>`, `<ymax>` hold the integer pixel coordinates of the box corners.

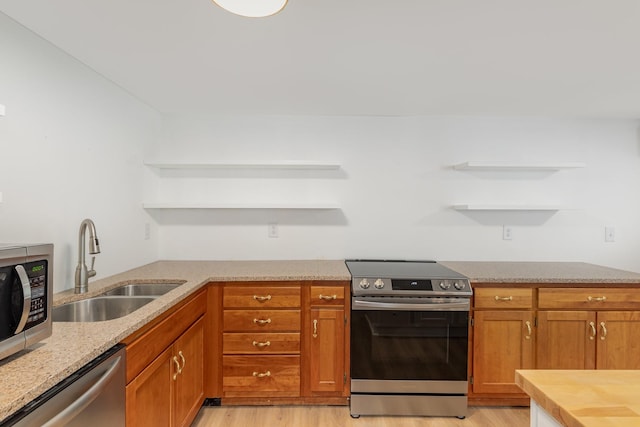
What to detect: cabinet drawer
<box><xmin>222</xmin><ymin>355</ymin><xmax>300</xmax><ymax>397</ymax></box>
<box><xmin>538</xmin><ymin>288</ymin><xmax>640</xmax><ymax>310</ymax></box>
<box><xmin>224</xmin><ymin>286</ymin><xmax>301</xmax><ymax>308</ymax></box>
<box><xmin>223</xmin><ymin>310</ymin><xmax>301</xmax><ymax>332</ymax></box>
<box><xmin>474</xmin><ymin>288</ymin><xmax>533</xmax><ymax>309</ymax></box>
<box><xmin>223</xmin><ymin>332</ymin><xmax>300</xmax><ymax>354</ymax></box>
<box><xmin>310</xmin><ymin>286</ymin><xmax>345</xmax><ymax>306</ymax></box>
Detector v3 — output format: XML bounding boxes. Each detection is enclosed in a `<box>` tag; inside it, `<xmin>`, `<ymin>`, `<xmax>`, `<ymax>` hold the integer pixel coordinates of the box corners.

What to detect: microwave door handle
<box><xmin>14</xmin><ymin>265</ymin><xmax>32</xmax><ymax>334</ymax></box>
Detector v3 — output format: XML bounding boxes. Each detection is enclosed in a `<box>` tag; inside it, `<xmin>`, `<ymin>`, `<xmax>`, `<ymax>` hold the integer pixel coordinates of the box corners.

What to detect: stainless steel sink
<box><xmin>100</xmin><ymin>283</ymin><xmax>182</xmax><ymax>297</ymax></box>
<box><xmin>52</xmin><ymin>296</ymin><xmax>156</xmax><ymax>322</ymax></box>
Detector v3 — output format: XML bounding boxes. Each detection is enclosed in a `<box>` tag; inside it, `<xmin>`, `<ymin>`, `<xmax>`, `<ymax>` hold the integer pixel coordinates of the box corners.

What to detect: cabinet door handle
<box><xmin>525</xmin><ymin>321</ymin><xmax>532</xmax><ymax>340</ymax></box>
<box><xmin>252</xmin><ymin>340</ymin><xmax>271</xmax><ymax>348</ymax></box>
<box><xmin>253</xmin><ymin>318</ymin><xmax>272</xmax><ymax>325</ymax></box>
<box><xmin>589</xmin><ymin>321</ymin><xmax>596</xmax><ymax>340</ymax></box>
<box><xmin>253</xmin><ymin>295</ymin><xmax>272</xmax><ymax>302</ymax></box>
<box><xmin>494</xmin><ymin>296</ymin><xmax>513</xmax><ymax>301</ymax></box>
<box><xmin>313</xmin><ymin>319</ymin><xmax>318</xmax><ymax>338</ymax></box>
<box><xmin>319</xmin><ymin>294</ymin><xmax>337</xmax><ymax>301</ymax></box>
<box><xmin>178</xmin><ymin>350</ymin><xmax>185</xmax><ymax>372</ymax></box>
<box><xmin>172</xmin><ymin>356</ymin><xmax>180</xmax><ymax>381</ymax></box>
<box><xmin>587</xmin><ymin>296</ymin><xmax>607</xmax><ymax>302</ymax></box>
<box><xmin>252</xmin><ymin>370</ymin><xmax>271</xmax><ymax>378</ymax></box>
<box><xmin>600</xmin><ymin>321</ymin><xmax>607</xmax><ymax>340</ymax></box>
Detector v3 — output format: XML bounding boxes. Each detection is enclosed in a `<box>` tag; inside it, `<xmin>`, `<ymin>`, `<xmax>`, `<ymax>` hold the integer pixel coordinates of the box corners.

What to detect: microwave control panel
<box><xmin>24</xmin><ymin>260</ymin><xmax>48</xmax><ymax>328</ymax></box>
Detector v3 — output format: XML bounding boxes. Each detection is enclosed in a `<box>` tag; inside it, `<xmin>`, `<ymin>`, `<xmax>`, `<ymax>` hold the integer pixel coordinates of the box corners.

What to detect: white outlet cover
<box><xmin>0</xmin><ymin>104</ymin><xmax>5</xmax><ymax>116</ymax></box>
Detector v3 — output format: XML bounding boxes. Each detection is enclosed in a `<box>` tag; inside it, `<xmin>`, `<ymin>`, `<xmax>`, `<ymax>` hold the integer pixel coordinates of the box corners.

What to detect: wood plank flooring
<box><xmin>192</xmin><ymin>406</ymin><xmax>529</xmax><ymax>427</ymax></box>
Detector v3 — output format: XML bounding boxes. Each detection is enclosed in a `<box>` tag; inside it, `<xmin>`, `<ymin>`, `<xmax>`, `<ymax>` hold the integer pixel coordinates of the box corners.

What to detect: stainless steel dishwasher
<box><xmin>1</xmin><ymin>345</ymin><xmax>125</xmax><ymax>427</ymax></box>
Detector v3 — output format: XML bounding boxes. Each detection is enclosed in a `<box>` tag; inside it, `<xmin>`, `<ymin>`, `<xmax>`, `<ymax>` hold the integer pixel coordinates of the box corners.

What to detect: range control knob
<box><xmin>359</xmin><ymin>278</ymin><xmax>370</xmax><ymax>289</ymax></box>
<box><xmin>454</xmin><ymin>280</ymin><xmax>467</xmax><ymax>290</ymax></box>
<box><xmin>439</xmin><ymin>280</ymin><xmax>452</xmax><ymax>290</ymax></box>
<box><xmin>374</xmin><ymin>279</ymin><xmax>385</xmax><ymax>289</ymax></box>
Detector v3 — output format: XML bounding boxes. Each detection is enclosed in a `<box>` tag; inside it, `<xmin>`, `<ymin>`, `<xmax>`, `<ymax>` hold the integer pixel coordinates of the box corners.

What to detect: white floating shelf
<box><xmin>144</xmin><ymin>161</ymin><xmax>341</xmax><ymax>170</ymax></box>
<box><xmin>452</xmin><ymin>204</ymin><xmax>563</xmax><ymax>211</ymax></box>
<box><xmin>453</xmin><ymin>161</ymin><xmax>586</xmax><ymax>171</ymax></box>
<box><xmin>142</xmin><ymin>202</ymin><xmax>341</xmax><ymax>210</ymax></box>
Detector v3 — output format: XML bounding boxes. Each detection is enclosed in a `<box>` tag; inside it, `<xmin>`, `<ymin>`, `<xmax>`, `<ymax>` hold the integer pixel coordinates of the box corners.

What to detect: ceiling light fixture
<box><xmin>212</xmin><ymin>0</ymin><xmax>288</xmax><ymax>18</ymax></box>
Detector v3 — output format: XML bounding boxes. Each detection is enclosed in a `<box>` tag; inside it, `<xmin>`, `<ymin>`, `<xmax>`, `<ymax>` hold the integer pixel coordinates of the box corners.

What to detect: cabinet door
<box><xmin>537</xmin><ymin>311</ymin><xmax>596</xmax><ymax>369</ymax></box>
<box><xmin>173</xmin><ymin>317</ymin><xmax>205</xmax><ymax>427</ymax></box>
<box><xmin>126</xmin><ymin>347</ymin><xmax>173</xmax><ymax>427</ymax></box>
<box><xmin>308</xmin><ymin>307</ymin><xmax>345</xmax><ymax>394</ymax></box>
<box><xmin>472</xmin><ymin>310</ymin><xmax>534</xmax><ymax>394</ymax></box>
<box><xmin>596</xmin><ymin>311</ymin><xmax>640</xmax><ymax>369</ymax></box>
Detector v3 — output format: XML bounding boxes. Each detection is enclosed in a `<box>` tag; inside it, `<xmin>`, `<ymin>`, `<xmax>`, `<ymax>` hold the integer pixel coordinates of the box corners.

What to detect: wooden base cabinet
<box><xmin>221</xmin><ymin>283</ymin><xmax>302</xmax><ymax>399</ymax></box>
<box><xmin>470</xmin><ymin>287</ymin><xmax>534</xmax><ymax>404</ymax></box>
<box><xmin>123</xmin><ymin>290</ymin><xmax>206</xmax><ymax>427</ymax></box>
<box><xmin>210</xmin><ymin>280</ymin><xmax>350</xmax><ymax>404</ymax></box>
<box><xmin>306</xmin><ymin>282</ymin><xmax>348</xmax><ymax>396</ymax></box>
<box><xmin>538</xmin><ymin>310</ymin><xmax>640</xmax><ymax>370</ymax></box>
<box><xmin>538</xmin><ymin>288</ymin><xmax>640</xmax><ymax>370</ymax></box>
<box><xmin>472</xmin><ymin>310</ymin><xmax>534</xmax><ymax>394</ymax></box>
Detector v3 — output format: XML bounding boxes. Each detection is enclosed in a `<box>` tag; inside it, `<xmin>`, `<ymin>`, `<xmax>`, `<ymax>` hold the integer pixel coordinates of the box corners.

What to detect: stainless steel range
<box><xmin>346</xmin><ymin>260</ymin><xmax>472</xmax><ymax>419</ymax></box>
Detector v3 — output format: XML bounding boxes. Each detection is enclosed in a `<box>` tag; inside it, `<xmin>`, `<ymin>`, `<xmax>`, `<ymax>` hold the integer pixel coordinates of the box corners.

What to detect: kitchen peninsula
<box><xmin>516</xmin><ymin>369</ymin><xmax>640</xmax><ymax>427</ymax></box>
<box><xmin>1</xmin><ymin>260</ymin><xmax>640</xmax><ymax>423</ymax></box>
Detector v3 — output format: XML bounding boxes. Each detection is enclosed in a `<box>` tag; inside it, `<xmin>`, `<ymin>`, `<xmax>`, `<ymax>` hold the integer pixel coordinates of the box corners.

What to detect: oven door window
<box><xmin>351</xmin><ymin>310</ymin><xmax>468</xmax><ymax>381</ymax></box>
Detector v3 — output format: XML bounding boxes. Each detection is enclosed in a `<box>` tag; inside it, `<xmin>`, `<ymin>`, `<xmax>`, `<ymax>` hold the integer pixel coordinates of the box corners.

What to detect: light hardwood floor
<box><xmin>192</xmin><ymin>406</ymin><xmax>529</xmax><ymax>427</ymax></box>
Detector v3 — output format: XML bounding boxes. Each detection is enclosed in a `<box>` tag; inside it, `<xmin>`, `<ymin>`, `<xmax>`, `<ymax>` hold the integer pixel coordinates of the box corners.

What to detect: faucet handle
<box><xmin>88</xmin><ymin>256</ymin><xmax>97</xmax><ymax>278</ymax></box>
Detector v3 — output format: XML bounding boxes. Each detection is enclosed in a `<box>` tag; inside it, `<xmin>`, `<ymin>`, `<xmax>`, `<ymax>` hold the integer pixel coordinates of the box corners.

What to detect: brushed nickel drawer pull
<box><xmin>253</xmin><ymin>295</ymin><xmax>272</xmax><ymax>302</ymax></box>
<box><xmin>587</xmin><ymin>296</ymin><xmax>607</xmax><ymax>302</ymax></box>
<box><xmin>253</xmin><ymin>370</ymin><xmax>271</xmax><ymax>378</ymax></box>
<box><xmin>313</xmin><ymin>319</ymin><xmax>318</xmax><ymax>338</ymax></box>
<box><xmin>600</xmin><ymin>322</ymin><xmax>607</xmax><ymax>340</ymax></box>
<box><xmin>525</xmin><ymin>321</ymin><xmax>532</xmax><ymax>340</ymax></box>
<box><xmin>252</xmin><ymin>340</ymin><xmax>271</xmax><ymax>348</ymax></box>
<box><xmin>319</xmin><ymin>294</ymin><xmax>337</xmax><ymax>301</ymax></box>
<box><xmin>494</xmin><ymin>296</ymin><xmax>513</xmax><ymax>301</ymax></box>
<box><xmin>253</xmin><ymin>318</ymin><xmax>272</xmax><ymax>325</ymax></box>
<box><xmin>589</xmin><ymin>321</ymin><xmax>596</xmax><ymax>340</ymax></box>
<box><xmin>172</xmin><ymin>356</ymin><xmax>180</xmax><ymax>381</ymax></box>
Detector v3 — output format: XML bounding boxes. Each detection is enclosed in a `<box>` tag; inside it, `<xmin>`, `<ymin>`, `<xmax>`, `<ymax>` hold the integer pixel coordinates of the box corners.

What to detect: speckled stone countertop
<box><xmin>0</xmin><ymin>260</ymin><xmax>350</xmax><ymax>422</ymax></box>
<box><xmin>441</xmin><ymin>261</ymin><xmax>640</xmax><ymax>284</ymax></box>
<box><xmin>2</xmin><ymin>259</ymin><xmax>640</xmax><ymax>421</ymax></box>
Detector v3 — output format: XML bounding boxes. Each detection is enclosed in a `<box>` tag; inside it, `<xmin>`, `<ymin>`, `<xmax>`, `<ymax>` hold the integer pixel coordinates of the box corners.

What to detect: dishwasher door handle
<box><xmin>42</xmin><ymin>355</ymin><xmax>123</xmax><ymax>427</ymax></box>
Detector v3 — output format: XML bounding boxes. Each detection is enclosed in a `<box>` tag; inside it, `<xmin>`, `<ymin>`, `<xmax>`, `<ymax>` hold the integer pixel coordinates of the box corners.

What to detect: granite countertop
<box><xmin>2</xmin><ymin>259</ymin><xmax>640</xmax><ymax>421</ymax></box>
<box><xmin>441</xmin><ymin>261</ymin><xmax>640</xmax><ymax>284</ymax></box>
<box><xmin>0</xmin><ymin>260</ymin><xmax>350</xmax><ymax>422</ymax></box>
<box><xmin>516</xmin><ymin>369</ymin><xmax>640</xmax><ymax>427</ymax></box>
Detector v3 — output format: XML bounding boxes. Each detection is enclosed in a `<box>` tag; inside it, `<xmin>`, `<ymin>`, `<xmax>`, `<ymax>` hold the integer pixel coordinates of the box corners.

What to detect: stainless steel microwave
<box><xmin>0</xmin><ymin>244</ymin><xmax>53</xmax><ymax>360</ymax></box>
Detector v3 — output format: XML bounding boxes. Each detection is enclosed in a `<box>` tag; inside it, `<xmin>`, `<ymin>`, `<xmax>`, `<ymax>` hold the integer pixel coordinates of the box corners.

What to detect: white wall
<box><xmin>0</xmin><ymin>13</ymin><xmax>161</xmax><ymax>292</ymax></box>
<box><xmin>150</xmin><ymin>115</ymin><xmax>640</xmax><ymax>273</ymax></box>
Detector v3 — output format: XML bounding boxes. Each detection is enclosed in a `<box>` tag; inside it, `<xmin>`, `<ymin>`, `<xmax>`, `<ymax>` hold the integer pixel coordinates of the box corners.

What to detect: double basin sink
<box><xmin>52</xmin><ymin>283</ymin><xmax>183</xmax><ymax>322</ymax></box>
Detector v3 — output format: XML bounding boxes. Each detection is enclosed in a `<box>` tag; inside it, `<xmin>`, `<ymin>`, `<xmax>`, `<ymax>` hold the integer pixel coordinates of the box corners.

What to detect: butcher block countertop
<box><xmin>516</xmin><ymin>369</ymin><xmax>640</xmax><ymax>427</ymax></box>
<box><xmin>1</xmin><ymin>259</ymin><xmax>640</xmax><ymax>422</ymax></box>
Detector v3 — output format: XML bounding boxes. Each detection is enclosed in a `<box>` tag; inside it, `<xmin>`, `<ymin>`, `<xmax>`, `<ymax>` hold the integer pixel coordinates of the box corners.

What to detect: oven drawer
<box><xmin>223</xmin><ymin>332</ymin><xmax>300</xmax><ymax>354</ymax></box>
<box><xmin>310</xmin><ymin>286</ymin><xmax>345</xmax><ymax>306</ymax></box>
<box><xmin>222</xmin><ymin>355</ymin><xmax>300</xmax><ymax>396</ymax></box>
<box><xmin>223</xmin><ymin>310</ymin><xmax>301</xmax><ymax>332</ymax></box>
<box><xmin>474</xmin><ymin>288</ymin><xmax>533</xmax><ymax>309</ymax></box>
<box><xmin>223</xmin><ymin>286</ymin><xmax>301</xmax><ymax>308</ymax></box>
<box><xmin>538</xmin><ymin>288</ymin><xmax>640</xmax><ymax>310</ymax></box>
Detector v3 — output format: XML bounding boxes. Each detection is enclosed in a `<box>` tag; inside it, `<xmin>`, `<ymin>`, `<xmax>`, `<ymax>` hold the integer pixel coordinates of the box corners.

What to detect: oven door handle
<box><xmin>352</xmin><ymin>299</ymin><xmax>470</xmax><ymax>311</ymax></box>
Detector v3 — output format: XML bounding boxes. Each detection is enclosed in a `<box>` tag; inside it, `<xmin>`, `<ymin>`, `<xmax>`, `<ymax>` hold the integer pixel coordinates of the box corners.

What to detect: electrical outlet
<box><xmin>605</xmin><ymin>226</ymin><xmax>615</xmax><ymax>242</ymax></box>
<box><xmin>503</xmin><ymin>225</ymin><xmax>513</xmax><ymax>240</ymax></box>
<box><xmin>268</xmin><ymin>223</ymin><xmax>279</xmax><ymax>238</ymax></box>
